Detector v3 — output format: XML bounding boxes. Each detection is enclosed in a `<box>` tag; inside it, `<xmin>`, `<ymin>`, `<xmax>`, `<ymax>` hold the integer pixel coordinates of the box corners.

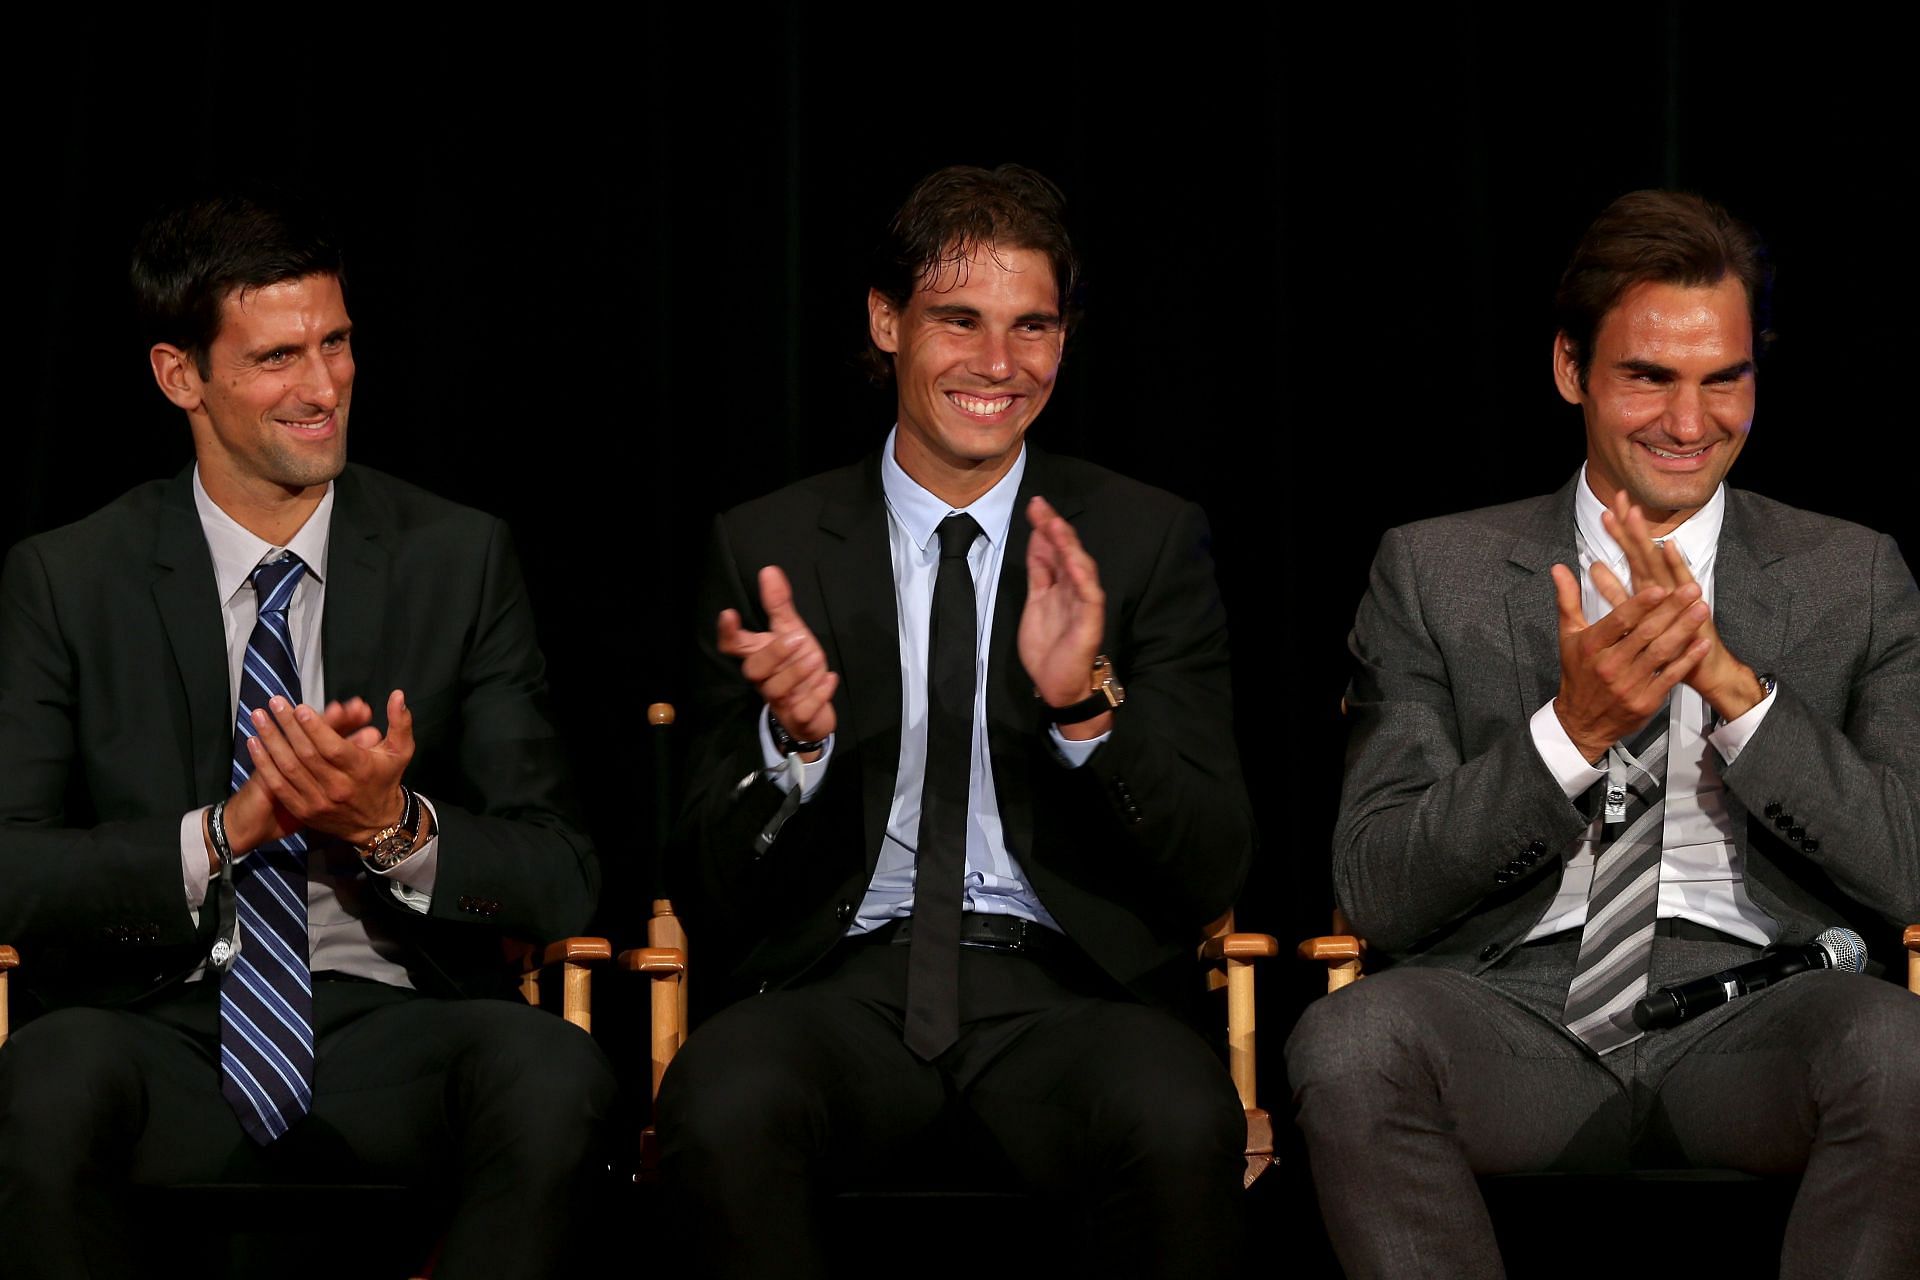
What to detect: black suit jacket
<box><xmin>675</xmin><ymin>446</ymin><xmax>1255</xmax><ymax>1018</ymax></box>
<box><xmin>0</xmin><ymin>465</ymin><xmax>596</xmax><ymax>1011</ymax></box>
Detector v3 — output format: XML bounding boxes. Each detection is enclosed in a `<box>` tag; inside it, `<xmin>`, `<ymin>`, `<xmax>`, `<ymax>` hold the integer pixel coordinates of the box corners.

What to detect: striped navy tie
<box><xmin>1562</xmin><ymin>708</ymin><xmax>1669</xmax><ymax>1055</ymax></box>
<box><xmin>219</xmin><ymin>553</ymin><xmax>316</xmax><ymax>1144</ymax></box>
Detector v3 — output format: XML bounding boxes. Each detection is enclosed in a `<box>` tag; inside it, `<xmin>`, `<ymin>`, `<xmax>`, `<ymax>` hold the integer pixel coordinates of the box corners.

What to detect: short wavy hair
<box><xmin>863</xmin><ymin>164</ymin><xmax>1080</xmax><ymax>381</ymax></box>
<box><xmin>1555</xmin><ymin>190</ymin><xmax>1773</xmax><ymax>389</ymax></box>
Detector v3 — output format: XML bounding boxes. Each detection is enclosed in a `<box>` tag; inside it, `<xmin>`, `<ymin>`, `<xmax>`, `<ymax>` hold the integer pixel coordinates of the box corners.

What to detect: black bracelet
<box><xmin>768</xmin><ymin>711</ymin><xmax>826</xmax><ymax>757</ymax></box>
<box><xmin>207</xmin><ymin>798</ymin><xmax>235</xmax><ymax>871</ymax></box>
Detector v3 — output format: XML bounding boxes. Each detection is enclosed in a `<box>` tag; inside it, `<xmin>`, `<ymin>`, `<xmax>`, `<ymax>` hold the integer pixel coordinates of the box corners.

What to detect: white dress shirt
<box><xmin>1524</xmin><ymin>466</ymin><xmax>1778</xmax><ymax>944</ymax></box>
<box><xmin>176</xmin><ymin>468</ymin><xmax>439</xmax><ymax>984</ymax></box>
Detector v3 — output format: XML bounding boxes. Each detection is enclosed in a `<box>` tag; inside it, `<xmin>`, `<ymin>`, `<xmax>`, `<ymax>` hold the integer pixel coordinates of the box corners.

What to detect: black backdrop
<box><xmin>8</xmin><ymin>8</ymin><xmax>1914</xmax><ymax>1137</ymax></box>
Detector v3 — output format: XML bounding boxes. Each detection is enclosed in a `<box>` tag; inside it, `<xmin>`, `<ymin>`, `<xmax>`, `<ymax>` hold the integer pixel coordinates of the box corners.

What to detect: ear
<box><xmin>1551</xmin><ymin>332</ymin><xmax>1584</xmax><ymax>406</ymax></box>
<box><xmin>867</xmin><ymin>288</ymin><xmax>900</xmax><ymax>355</ymax></box>
<box><xmin>149</xmin><ymin>343</ymin><xmax>204</xmax><ymax>412</ymax></box>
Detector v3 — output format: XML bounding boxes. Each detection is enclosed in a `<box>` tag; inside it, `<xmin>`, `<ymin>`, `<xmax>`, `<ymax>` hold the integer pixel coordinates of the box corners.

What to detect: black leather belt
<box><xmin>867</xmin><ymin>913</ymin><xmax>1070</xmax><ymax>958</ymax></box>
<box><xmin>1651</xmin><ymin>918</ymin><xmax>1747</xmax><ymax>943</ymax></box>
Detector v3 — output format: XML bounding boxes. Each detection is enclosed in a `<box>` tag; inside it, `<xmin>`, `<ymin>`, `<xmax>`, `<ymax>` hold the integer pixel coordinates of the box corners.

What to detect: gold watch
<box><xmin>357</xmin><ymin>785</ymin><xmax>422</xmax><ymax>871</ymax></box>
<box><xmin>1041</xmin><ymin>654</ymin><xmax>1126</xmax><ymax>725</ymax></box>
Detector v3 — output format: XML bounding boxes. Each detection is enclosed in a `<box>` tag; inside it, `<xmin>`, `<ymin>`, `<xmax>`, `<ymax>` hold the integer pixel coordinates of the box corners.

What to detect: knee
<box><xmin>655</xmin><ymin>1015</ymin><xmax>821</xmax><ymax>1158</ymax></box>
<box><xmin>450</xmin><ymin>1006</ymin><xmax>617</xmax><ymax>1163</ymax></box>
<box><xmin>1814</xmin><ymin>980</ymin><xmax>1920</xmax><ymax>1126</ymax></box>
<box><xmin>1285</xmin><ymin>972</ymin><xmax>1437</xmax><ymax>1091</ymax></box>
<box><xmin>0</xmin><ymin>1010</ymin><xmax>143</xmax><ymax>1173</ymax></box>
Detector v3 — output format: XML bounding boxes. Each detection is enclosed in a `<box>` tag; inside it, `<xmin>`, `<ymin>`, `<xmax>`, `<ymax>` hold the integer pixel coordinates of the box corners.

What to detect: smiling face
<box><xmin>869</xmin><ymin>241</ymin><xmax>1064</xmax><ymax>506</ymax></box>
<box><xmin>1555</xmin><ymin>276</ymin><xmax>1756</xmax><ymax>536</ymax></box>
<box><xmin>154</xmin><ymin>273</ymin><xmax>354</xmax><ymax>521</ymax></box>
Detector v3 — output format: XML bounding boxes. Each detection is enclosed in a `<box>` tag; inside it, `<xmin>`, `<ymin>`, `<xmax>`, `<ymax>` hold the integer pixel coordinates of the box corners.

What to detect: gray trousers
<box><xmin>1285</xmin><ymin>935</ymin><xmax>1920</xmax><ymax>1279</ymax></box>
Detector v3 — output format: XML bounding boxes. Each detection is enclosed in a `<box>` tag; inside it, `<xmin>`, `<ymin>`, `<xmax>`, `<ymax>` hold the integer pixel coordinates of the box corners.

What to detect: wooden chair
<box><xmin>620</xmin><ymin>703</ymin><xmax>1280</xmax><ymax>1189</ymax></box>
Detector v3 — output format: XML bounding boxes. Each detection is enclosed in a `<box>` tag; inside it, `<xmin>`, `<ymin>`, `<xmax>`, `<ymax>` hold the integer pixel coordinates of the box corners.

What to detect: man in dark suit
<box><xmin>1287</xmin><ymin>191</ymin><xmax>1920</xmax><ymax>1276</ymax></box>
<box><xmin>657</xmin><ymin>165</ymin><xmax>1255</xmax><ymax>1277</ymax></box>
<box><xmin>0</xmin><ymin>191</ymin><xmax>615</xmax><ymax>1278</ymax></box>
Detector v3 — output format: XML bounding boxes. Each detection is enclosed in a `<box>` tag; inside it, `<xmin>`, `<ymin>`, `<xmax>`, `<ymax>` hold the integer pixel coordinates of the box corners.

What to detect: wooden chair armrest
<box><xmin>515</xmin><ymin>936</ymin><xmax>610</xmax><ymax>1033</ymax></box>
<box><xmin>618</xmin><ymin>947</ymin><xmax>691</xmax><ymax>1105</ymax></box>
<box><xmin>1297</xmin><ymin>935</ymin><xmax>1364</xmax><ymax>962</ymax></box>
<box><xmin>1298</xmin><ymin>934</ymin><xmax>1366</xmax><ymax>994</ymax></box>
<box><xmin>1905</xmin><ymin>925</ymin><xmax>1919</xmax><ymax>995</ymax></box>
<box><xmin>1199</xmin><ymin>932</ymin><xmax>1281</xmax><ymax>962</ymax></box>
<box><xmin>0</xmin><ymin>944</ymin><xmax>15</xmax><ymax>1049</ymax></box>
<box><xmin>0</xmin><ymin>945</ymin><xmax>17</xmax><ymax>971</ymax></box>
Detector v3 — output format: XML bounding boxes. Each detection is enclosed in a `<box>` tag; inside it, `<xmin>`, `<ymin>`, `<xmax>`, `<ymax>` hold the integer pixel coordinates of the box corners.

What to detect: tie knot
<box><xmin>251</xmin><ymin>554</ymin><xmax>307</xmax><ymax>611</ymax></box>
<box><xmin>936</xmin><ymin>513</ymin><xmax>982</xmax><ymax>561</ymax></box>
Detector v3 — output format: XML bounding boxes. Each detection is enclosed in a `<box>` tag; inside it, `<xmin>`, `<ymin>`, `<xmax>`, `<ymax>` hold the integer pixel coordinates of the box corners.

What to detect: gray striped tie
<box><xmin>1563</xmin><ymin>711</ymin><xmax>1669</xmax><ymax>1055</ymax></box>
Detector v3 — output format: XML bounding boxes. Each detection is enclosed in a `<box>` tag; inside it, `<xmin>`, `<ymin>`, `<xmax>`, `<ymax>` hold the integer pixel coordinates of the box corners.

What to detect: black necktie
<box><xmin>903</xmin><ymin>513</ymin><xmax>982</xmax><ymax>1061</ymax></box>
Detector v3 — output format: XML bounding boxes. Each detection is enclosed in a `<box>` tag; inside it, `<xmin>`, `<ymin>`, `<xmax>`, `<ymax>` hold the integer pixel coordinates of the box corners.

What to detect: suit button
<box><xmin>1773</xmin><ymin>812</ymin><xmax>1795</xmax><ymax>830</ymax></box>
<box><xmin>1528</xmin><ymin>840</ymin><xmax>1547</xmax><ymax>854</ymax></box>
<box><xmin>835</xmin><ymin>901</ymin><xmax>854</xmax><ymax>924</ymax></box>
<box><xmin>1764</xmin><ymin>802</ymin><xmax>1783</xmax><ymax>818</ymax></box>
<box><xmin>1802</xmin><ymin>838</ymin><xmax>1820</xmax><ymax>854</ymax></box>
<box><xmin>1788</xmin><ymin>826</ymin><xmax>1807</xmax><ymax>842</ymax></box>
<box><xmin>1479</xmin><ymin>943</ymin><xmax>1502</xmax><ymax>962</ymax></box>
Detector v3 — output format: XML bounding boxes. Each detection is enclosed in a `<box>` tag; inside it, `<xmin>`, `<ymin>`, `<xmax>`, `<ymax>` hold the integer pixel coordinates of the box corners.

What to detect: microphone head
<box><xmin>1814</xmin><ymin>927</ymin><xmax>1869</xmax><ymax>974</ymax></box>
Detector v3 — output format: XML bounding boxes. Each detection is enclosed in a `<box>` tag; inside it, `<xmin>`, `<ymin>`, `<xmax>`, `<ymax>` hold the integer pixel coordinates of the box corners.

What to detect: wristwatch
<box><xmin>1041</xmin><ymin>654</ymin><xmax>1126</xmax><ymax>725</ymax></box>
<box><xmin>356</xmin><ymin>785</ymin><xmax>423</xmax><ymax>871</ymax></box>
<box><xmin>768</xmin><ymin>711</ymin><xmax>826</xmax><ymax>757</ymax></box>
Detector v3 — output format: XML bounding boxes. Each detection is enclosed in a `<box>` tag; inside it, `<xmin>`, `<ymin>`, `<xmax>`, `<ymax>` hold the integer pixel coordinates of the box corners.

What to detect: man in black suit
<box><xmin>0</xmin><ymin>191</ymin><xmax>615</xmax><ymax>1278</ymax></box>
<box><xmin>657</xmin><ymin>165</ymin><xmax>1255</xmax><ymax>1277</ymax></box>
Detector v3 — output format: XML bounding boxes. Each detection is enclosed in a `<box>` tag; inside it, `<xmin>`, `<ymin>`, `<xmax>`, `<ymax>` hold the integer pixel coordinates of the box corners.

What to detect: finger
<box><xmin>1550</xmin><ymin>564</ymin><xmax>1587</xmax><ymax>634</ymax></box>
<box><xmin>718</xmin><ymin>610</ymin><xmax>777</xmax><ymax>660</ymax></box>
<box><xmin>1590</xmin><ymin>561</ymin><xmax>1629</xmax><ymax>609</ymax></box>
<box><xmin>1622</xmin><ymin>599</ymin><xmax>1712</xmax><ymax>688</ymax></box>
<box><xmin>758</xmin><ymin>566</ymin><xmax>803</xmax><ymax>632</ymax></box>
<box><xmin>1597</xmin><ymin>586</ymin><xmax>1703</xmax><ymax>678</ymax></box>
<box><xmin>780</xmin><ymin>670</ymin><xmax>840</xmax><ymax>735</ymax></box>
<box><xmin>754</xmin><ymin>640</ymin><xmax>827</xmax><ymax>703</ymax></box>
<box><xmin>348</xmin><ymin>726</ymin><xmax>383</xmax><ymax>748</ymax></box>
<box><xmin>1650</xmin><ymin>636</ymin><xmax>1713</xmax><ymax>698</ymax></box>
<box><xmin>384</xmin><ymin>689</ymin><xmax>415</xmax><ymax>760</ymax></box>
<box><xmin>244</xmin><ymin>722</ymin><xmax>324</xmax><ymax>810</ymax></box>
<box><xmin>1583</xmin><ymin>583</ymin><xmax>1672</xmax><ymax>654</ymax></box>
<box><xmin>1027</xmin><ymin>494</ymin><xmax>1060</xmax><ymax>528</ymax></box>
<box><xmin>737</xmin><ymin>625</ymin><xmax>817</xmax><ymax>683</ymax></box>
<box><xmin>1660</xmin><ymin>538</ymin><xmax>1699</xmax><ymax>588</ymax></box>
<box><xmin>289</xmin><ymin>701</ymin><xmax>351</xmax><ymax>762</ymax></box>
<box><xmin>1026</xmin><ymin>526</ymin><xmax>1060</xmax><ymax>592</ymax></box>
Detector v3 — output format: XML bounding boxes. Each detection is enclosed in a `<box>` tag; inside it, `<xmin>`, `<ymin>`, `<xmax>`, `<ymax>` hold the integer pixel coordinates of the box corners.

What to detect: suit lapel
<box><xmin>321</xmin><ymin>468</ymin><xmax>393</xmax><ymax>723</ymax></box>
<box><xmin>150</xmin><ymin>472</ymin><xmax>234</xmax><ymax>801</ymax></box>
<box><xmin>814</xmin><ymin>456</ymin><xmax>902</xmax><ymax>872</ymax></box>
<box><xmin>1504</xmin><ymin>479</ymin><xmax>1582</xmax><ymax>714</ymax></box>
<box><xmin>1713</xmin><ymin>490</ymin><xmax>1790</xmax><ymax>679</ymax></box>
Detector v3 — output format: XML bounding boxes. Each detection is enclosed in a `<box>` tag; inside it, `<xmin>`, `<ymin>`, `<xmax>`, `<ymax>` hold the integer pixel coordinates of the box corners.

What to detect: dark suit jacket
<box><xmin>675</xmin><ymin>446</ymin><xmax>1255</xmax><ymax>1018</ymax></box>
<box><xmin>0</xmin><ymin>465</ymin><xmax>596</xmax><ymax>1011</ymax></box>
<box><xmin>1336</xmin><ymin>477</ymin><xmax>1920</xmax><ymax>974</ymax></box>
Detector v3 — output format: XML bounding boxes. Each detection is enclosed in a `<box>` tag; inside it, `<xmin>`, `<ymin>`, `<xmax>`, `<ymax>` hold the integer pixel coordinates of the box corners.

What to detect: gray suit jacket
<box><xmin>1335</xmin><ymin>477</ymin><xmax>1920</xmax><ymax>974</ymax></box>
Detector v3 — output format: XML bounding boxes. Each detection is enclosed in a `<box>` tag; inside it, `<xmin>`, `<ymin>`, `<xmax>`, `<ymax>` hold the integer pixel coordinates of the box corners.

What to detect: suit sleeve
<box><xmin>1718</xmin><ymin>533</ymin><xmax>1920</xmax><ymax>925</ymax></box>
<box><xmin>673</xmin><ymin>513</ymin><xmax>838</xmax><ymax>926</ymax></box>
<box><xmin>0</xmin><ymin>541</ymin><xmax>202</xmax><ymax>948</ymax></box>
<box><xmin>411</xmin><ymin>520</ymin><xmax>599</xmax><ymax>942</ymax></box>
<box><xmin>1066</xmin><ymin>500</ymin><xmax>1255</xmax><ymax>922</ymax></box>
<box><xmin>1332</xmin><ymin>527</ymin><xmax>1590</xmax><ymax>952</ymax></box>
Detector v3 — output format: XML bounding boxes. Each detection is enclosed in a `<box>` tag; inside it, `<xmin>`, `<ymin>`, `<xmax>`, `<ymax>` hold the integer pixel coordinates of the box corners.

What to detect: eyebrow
<box><xmin>1615</xmin><ymin>358</ymin><xmax>1753</xmax><ymax>381</ymax></box>
<box><xmin>242</xmin><ymin>325</ymin><xmax>353</xmax><ymax>362</ymax></box>
<box><xmin>922</xmin><ymin>303</ymin><xmax>1062</xmax><ymax>327</ymax></box>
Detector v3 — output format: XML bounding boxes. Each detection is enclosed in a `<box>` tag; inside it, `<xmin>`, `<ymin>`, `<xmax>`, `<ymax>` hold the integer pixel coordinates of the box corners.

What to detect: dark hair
<box><xmin>863</xmin><ymin>164</ymin><xmax>1080</xmax><ymax>381</ymax></box>
<box><xmin>130</xmin><ymin>188</ymin><xmax>345</xmax><ymax>378</ymax></box>
<box><xmin>1554</xmin><ymin>190</ymin><xmax>1773</xmax><ymax>389</ymax></box>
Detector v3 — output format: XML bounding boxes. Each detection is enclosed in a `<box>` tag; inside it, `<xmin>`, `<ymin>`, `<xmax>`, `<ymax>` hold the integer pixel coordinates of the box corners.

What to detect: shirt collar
<box><xmin>1574</xmin><ymin>462</ymin><xmax>1724</xmax><ymax>582</ymax></box>
<box><xmin>192</xmin><ymin>466</ymin><xmax>335</xmax><ymax>605</ymax></box>
<box><xmin>879</xmin><ymin>426</ymin><xmax>1027</xmax><ymax>552</ymax></box>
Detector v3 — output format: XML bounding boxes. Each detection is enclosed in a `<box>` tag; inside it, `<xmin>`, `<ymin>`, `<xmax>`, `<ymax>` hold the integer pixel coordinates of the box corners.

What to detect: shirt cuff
<box><xmin>370</xmin><ymin>794</ymin><xmax>439</xmax><ymax>914</ymax></box>
<box><xmin>759</xmin><ymin>706</ymin><xmax>833</xmax><ymax>800</ymax></box>
<box><xmin>1047</xmin><ymin>724</ymin><xmax>1109</xmax><ymax>767</ymax></box>
<box><xmin>1709</xmin><ymin>685</ymin><xmax>1776</xmax><ymax>765</ymax></box>
<box><xmin>180</xmin><ymin>808</ymin><xmax>213</xmax><ymax>912</ymax></box>
<box><xmin>1530</xmin><ymin>700</ymin><xmax>1608</xmax><ymax>800</ymax></box>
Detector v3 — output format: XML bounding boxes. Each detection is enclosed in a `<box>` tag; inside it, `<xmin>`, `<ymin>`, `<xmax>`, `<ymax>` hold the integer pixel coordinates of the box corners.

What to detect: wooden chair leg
<box><xmin>0</xmin><ymin>945</ymin><xmax>16</xmax><ymax>1050</ymax></box>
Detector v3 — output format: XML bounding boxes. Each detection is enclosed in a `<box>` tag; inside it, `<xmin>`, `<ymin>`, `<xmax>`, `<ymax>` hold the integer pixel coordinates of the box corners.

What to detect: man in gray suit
<box><xmin>1287</xmin><ymin>190</ymin><xmax>1920</xmax><ymax>1277</ymax></box>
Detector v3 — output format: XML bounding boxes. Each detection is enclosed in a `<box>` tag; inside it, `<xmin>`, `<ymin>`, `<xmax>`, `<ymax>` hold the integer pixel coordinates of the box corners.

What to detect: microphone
<box><xmin>1632</xmin><ymin>927</ymin><xmax>1868</xmax><ymax>1030</ymax></box>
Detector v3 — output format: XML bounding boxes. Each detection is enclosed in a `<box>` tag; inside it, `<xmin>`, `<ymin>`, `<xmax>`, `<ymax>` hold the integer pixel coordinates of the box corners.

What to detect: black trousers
<box><xmin>0</xmin><ymin>976</ymin><xmax>619</xmax><ymax>1280</ymax></box>
<box><xmin>655</xmin><ymin>934</ymin><xmax>1247</xmax><ymax>1279</ymax></box>
<box><xmin>1285</xmin><ymin>935</ymin><xmax>1920</xmax><ymax>1279</ymax></box>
